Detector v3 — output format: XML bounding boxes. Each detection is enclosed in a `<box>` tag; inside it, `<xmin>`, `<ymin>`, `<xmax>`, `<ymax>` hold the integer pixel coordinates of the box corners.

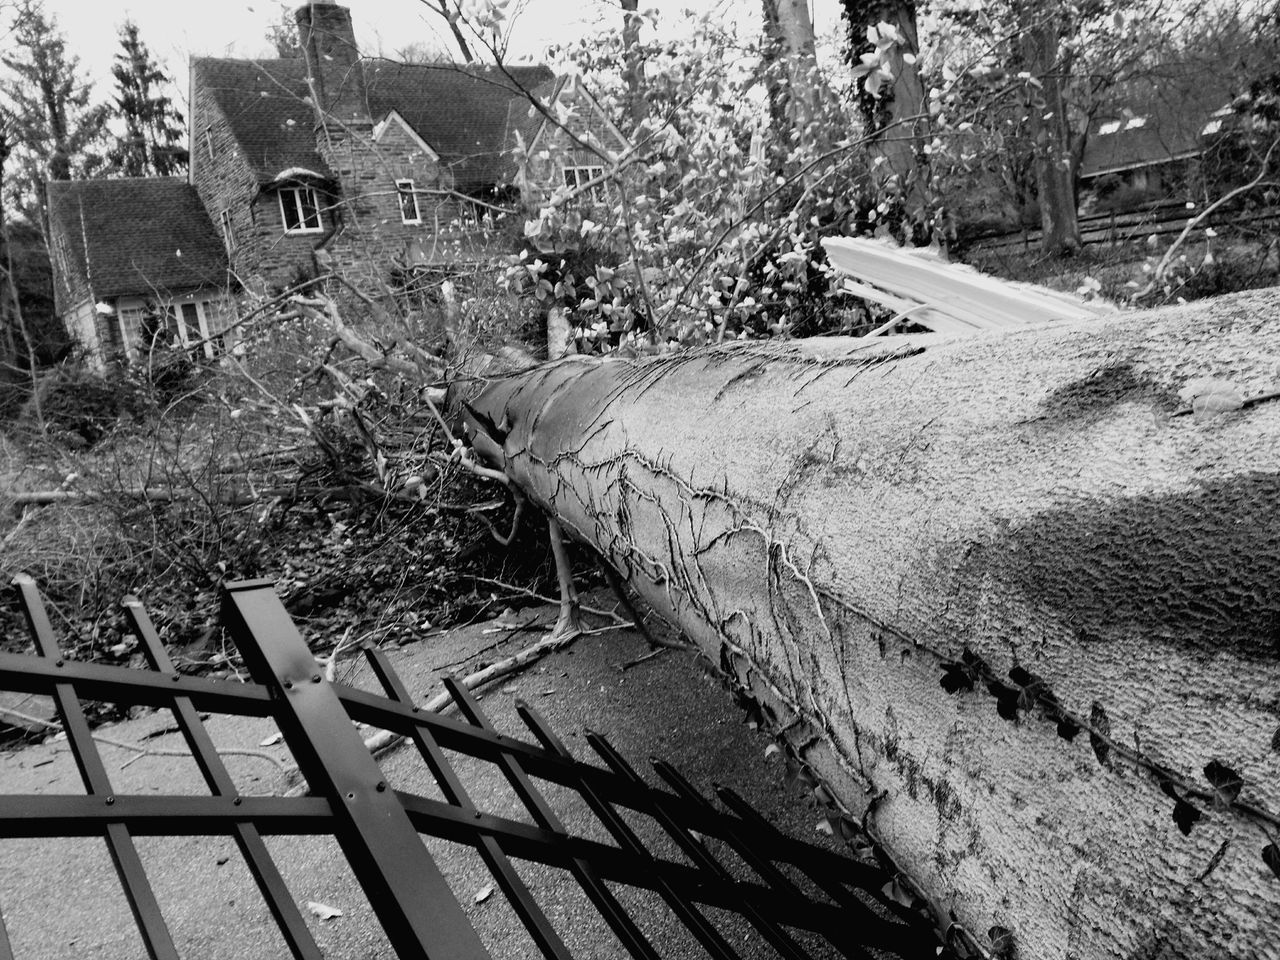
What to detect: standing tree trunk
<box><xmin>619</xmin><ymin>0</ymin><xmax>644</xmax><ymax>131</ymax></box>
<box><xmin>761</xmin><ymin>0</ymin><xmax>831</xmax><ymax>190</ymax></box>
<box><xmin>1021</xmin><ymin>18</ymin><xmax>1082</xmax><ymax>254</ymax></box>
<box><xmin>468</xmin><ymin>290</ymin><xmax>1280</xmax><ymax>960</ymax></box>
<box><xmin>842</xmin><ymin>1</ymin><xmax>929</xmax><ymax>238</ymax></box>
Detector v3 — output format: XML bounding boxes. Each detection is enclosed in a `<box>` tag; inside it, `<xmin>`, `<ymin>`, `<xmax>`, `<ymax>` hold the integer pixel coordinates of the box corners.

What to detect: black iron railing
<box><xmin>0</xmin><ymin>575</ymin><xmax>940</xmax><ymax>959</ymax></box>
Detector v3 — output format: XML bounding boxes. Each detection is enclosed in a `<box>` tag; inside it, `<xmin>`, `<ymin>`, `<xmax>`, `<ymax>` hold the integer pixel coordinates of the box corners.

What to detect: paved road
<box><xmin>0</xmin><ymin>599</ymin><xmax>859</xmax><ymax>959</ymax></box>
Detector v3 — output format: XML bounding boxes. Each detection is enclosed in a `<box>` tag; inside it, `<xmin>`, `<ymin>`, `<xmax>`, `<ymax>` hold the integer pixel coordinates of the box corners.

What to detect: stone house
<box><xmin>45</xmin><ymin>178</ymin><xmax>232</xmax><ymax>370</ymax></box>
<box><xmin>47</xmin><ymin>0</ymin><xmax>627</xmax><ymax>365</ymax></box>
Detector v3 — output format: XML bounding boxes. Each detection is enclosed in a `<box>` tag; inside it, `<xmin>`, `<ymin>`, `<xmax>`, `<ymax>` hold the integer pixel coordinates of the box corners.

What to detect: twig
<box><xmin>1134</xmin><ymin>136</ymin><xmax>1280</xmax><ymax>301</ymax></box>
<box><xmin>620</xmin><ymin>647</ymin><xmax>669</xmax><ymax>671</ymax></box>
<box><xmin>464</xmin><ymin>575</ymin><xmax>625</xmax><ymax>621</ymax></box>
<box><xmin>0</xmin><ymin>706</ymin><xmax>288</xmax><ymax>782</ymax></box>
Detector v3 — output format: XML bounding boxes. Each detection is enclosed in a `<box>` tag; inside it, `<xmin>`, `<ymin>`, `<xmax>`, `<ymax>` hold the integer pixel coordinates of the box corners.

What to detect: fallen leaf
<box><xmin>306</xmin><ymin>901</ymin><xmax>343</xmax><ymax>921</ymax></box>
<box><xmin>474</xmin><ymin>884</ymin><xmax>494</xmax><ymax>904</ymax></box>
<box><xmin>764</xmin><ymin>743</ymin><xmax>781</xmax><ymax>761</ymax></box>
<box><xmin>815</xmin><ymin>817</ymin><xmax>834</xmax><ymax>836</ymax></box>
<box><xmin>259</xmin><ymin>732</ymin><xmax>283</xmax><ymax>747</ymax></box>
<box><xmin>500</xmin><ymin>684</ymin><xmax>518</xmax><ymax>694</ymax></box>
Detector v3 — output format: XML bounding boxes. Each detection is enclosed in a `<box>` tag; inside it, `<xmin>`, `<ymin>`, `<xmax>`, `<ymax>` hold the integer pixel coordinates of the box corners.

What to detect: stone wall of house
<box><xmin>313</xmin><ymin>119</ymin><xmax>512</xmax><ymax>294</ymax></box>
<box><xmin>520</xmin><ymin>83</ymin><xmax>629</xmax><ymax>211</ymax></box>
<box><xmin>189</xmin><ymin>68</ymin><xmax>324</xmax><ymax>294</ymax></box>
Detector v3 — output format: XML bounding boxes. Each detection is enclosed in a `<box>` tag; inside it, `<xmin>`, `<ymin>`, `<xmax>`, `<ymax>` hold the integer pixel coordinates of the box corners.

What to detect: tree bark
<box><xmin>1021</xmin><ymin>19</ymin><xmax>1082</xmax><ymax>255</ymax></box>
<box><xmin>619</xmin><ymin>0</ymin><xmax>644</xmax><ymax>131</ymax></box>
<box><xmin>469</xmin><ymin>290</ymin><xmax>1280</xmax><ymax>959</ymax></box>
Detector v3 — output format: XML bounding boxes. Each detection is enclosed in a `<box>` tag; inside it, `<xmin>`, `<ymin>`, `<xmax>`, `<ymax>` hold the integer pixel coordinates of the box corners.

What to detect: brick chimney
<box><xmin>294</xmin><ymin>2</ymin><xmax>369</xmax><ymax>125</ymax></box>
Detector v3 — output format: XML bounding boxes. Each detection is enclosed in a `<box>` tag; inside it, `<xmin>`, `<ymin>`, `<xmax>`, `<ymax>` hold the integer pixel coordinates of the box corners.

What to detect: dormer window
<box><xmin>278</xmin><ymin>185</ymin><xmax>322</xmax><ymax>234</ymax></box>
<box><xmin>396</xmin><ymin>179</ymin><xmax>420</xmax><ymax>224</ymax></box>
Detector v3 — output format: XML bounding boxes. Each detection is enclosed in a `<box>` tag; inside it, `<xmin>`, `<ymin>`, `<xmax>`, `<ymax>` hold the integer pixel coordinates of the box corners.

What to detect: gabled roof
<box><xmin>46</xmin><ymin>178</ymin><xmax>227</xmax><ymax>315</ymax></box>
<box><xmin>192</xmin><ymin>58</ymin><xmax>333</xmax><ymax>184</ymax></box>
<box><xmin>363</xmin><ymin>61</ymin><xmax>554</xmax><ymax>189</ymax></box>
<box><xmin>193</xmin><ymin>56</ymin><xmax>554</xmax><ymax>191</ymax></box>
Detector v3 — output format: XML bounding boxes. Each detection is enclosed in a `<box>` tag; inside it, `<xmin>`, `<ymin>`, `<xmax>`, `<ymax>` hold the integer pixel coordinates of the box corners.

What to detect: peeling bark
<box><xmin>471</xmin><ymin>290</ymin><xmax>1280</xmax><ymax>960</ymax></box>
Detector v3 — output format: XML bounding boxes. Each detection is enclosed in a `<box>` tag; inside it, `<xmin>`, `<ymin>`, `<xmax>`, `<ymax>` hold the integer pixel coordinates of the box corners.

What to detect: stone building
<box><xmin>47</xmin><ymin>0</ymin><xmax>626</xmax><ymax>364</ymax></box>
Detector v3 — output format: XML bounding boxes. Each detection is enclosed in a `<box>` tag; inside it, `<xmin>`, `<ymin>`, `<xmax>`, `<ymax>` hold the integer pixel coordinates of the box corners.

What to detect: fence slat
<box><xmin>122</xmin><ymin>596</ymin><xmax>324</xmax><ymax>960</ymax></box>
<box><xmin>364</xmin><ymin>646</ymin><xmax>573</xmax><ymax>960</ymax></box>
<box><xmin>12</xmin><ymin>577</ymin><xmax>180</xmax><ymax>960</ymax></box>
<box><xmin>221</xmin><ymin>580</ymin><xmax>492</xmax><ymax>960</ymax></box>
<box><xmin>441</xmin><ymin>675</ymin><xmax>662</xmax><ymax>960</ymax></box>
<box><xmin>514</xmin><ymin>705</ymin><xmax>746</xmax><ymax>960</ymax></box>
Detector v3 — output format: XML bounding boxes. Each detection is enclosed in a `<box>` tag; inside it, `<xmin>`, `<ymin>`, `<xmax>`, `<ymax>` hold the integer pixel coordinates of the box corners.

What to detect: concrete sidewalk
<box><xmin>0</xmin><ymin>598</ymin><xmax>858</xmax><ymax>959</ymax></box>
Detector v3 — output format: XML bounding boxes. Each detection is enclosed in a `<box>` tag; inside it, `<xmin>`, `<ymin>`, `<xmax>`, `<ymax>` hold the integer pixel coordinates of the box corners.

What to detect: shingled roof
<box><xmin>1081</xmin><ymin>74</ymin><xmax>1232</xmax><ymax>179</ymax></box>
<box><xmin>46</xmin><ymin>178</ymin><xmax>228</xmax><ymax>316</ymax></box>
<box><xmin>191</xmin><ymin>58</ymin><xmax>331</xmax><ymax>185</ymax></box>
<box><xmin>193</xmin><ymin>57</ymin><xmax>554</xmax><ymax>191</ymax></box>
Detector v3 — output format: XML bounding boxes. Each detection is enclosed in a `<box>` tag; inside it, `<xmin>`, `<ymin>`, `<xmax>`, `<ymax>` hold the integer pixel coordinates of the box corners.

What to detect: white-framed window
<box><xmin>396</xmin><ymin>179</ymin><xmax>421</xmax><ymax>224</ymax></box>
<box><xmin>219</xmin><ymin>209</ymin><xmax>235</xmax><ymax>251</ymax></box>
<box><xmin>204</xmin><ymin>126</ymin><xmax>215</xmax><ymax>160</ymax></box>
<box><xmin>563</xmin><ymin>165</ymin><xmax>606</xmax><ymax>204</ymax></box>
<box><xmin>168</xmin><ymin>296</ymin><xmax>232</xmax><ymax>360</ymax></box>
<box><xmin>277</xmin><ymin>185</ymin><xmax>323</xmax><ymax>234</ymax></box>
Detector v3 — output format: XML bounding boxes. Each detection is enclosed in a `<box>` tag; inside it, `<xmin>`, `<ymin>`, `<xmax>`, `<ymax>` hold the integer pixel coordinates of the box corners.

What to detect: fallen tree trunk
<box><xmin>470</xmin><ymin>289</ymin><xmax>1280</xmax><ymax>960</ymax></box>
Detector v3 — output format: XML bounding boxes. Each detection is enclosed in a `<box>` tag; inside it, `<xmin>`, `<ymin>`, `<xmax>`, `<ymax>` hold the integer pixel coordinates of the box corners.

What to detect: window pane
<box><xmin>281</xmin><ymin>190</ymin><xmax>301</xmax><ymax>231</ymax></box>
<box><xmin>398</xmin><ymin>181</ymin><xmax>419</xmax><ymax>222</ymax></box>
<box><xmin>298</xmin><ymin>189</ymin><xmax>320</xmax><ymax>230</ymax></box>
<box><xmin>180</xmin><ymin>303</ymin><xmax>200</xmax><ymax>345</ymax></box>
<box><xmin>564</xmin><ymin>168</ymin><xmax>577</xmax><ymax>189</ymax></box>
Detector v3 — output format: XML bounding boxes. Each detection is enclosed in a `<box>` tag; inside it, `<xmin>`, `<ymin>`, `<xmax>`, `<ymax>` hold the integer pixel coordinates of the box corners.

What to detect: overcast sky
<box><xmin>33</xmin><ymin>0</ymin><xmax>843</xmax><ymax>98</ymax></box>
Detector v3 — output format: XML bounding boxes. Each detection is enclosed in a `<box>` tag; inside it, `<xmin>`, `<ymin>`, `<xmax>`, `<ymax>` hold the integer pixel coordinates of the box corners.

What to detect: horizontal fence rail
<box><xmin>0</xmin><ymin>575</ymin><xmax>945</xmax><ymax>959</ymax></box>
<box><xmin>967</xmin><ymin>203</ymin><xmax>1280</xmax><ymax>255</ymax></box>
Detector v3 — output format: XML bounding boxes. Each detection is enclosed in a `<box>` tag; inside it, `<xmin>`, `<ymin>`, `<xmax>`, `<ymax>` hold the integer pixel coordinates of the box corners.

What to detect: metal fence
<box><xmin>0</xmin><ymin>576</ymin><xmax>942</xmax><ymax>959</ymax></box>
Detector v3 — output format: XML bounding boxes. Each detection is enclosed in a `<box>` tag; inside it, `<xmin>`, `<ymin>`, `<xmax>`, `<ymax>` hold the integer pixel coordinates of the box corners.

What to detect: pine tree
<box><xmin>0</xmin><ymin>0</ymin><xmax>107</xmax><ymax>224</ymax></box>
<box><xmin>107</xmin><ymin>21</ymin><xmax>188</xmax><ymax>177</ymax></box>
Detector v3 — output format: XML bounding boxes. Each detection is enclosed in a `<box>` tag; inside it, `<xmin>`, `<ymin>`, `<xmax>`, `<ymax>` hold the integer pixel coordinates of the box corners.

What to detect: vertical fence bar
<box><xmin>220</xmin><ymin>580</ymin><xmax>492</xmax><ymax>960</ymax></box>
<box><xmin>713</xmin><ymin>783</ymin><xmax>930</xmax><ymax>942</ymax></box>
<box><xmin>521</xmin><ymin>719</ymin><xmax>809</xmax><ymax>960</ymax></box>
<box><xmin>122</xmin><ymin>596</ymin><xmax>324</xmax><ymax>960</ymax></box>
<box><xmin>441</xmin><ymin>676</ymin><xmax>662</xmax><ymax>960</ymax></box>
<box><xmin>12</xmin><ymin>576</ymin><xmax>180</xmax><ymax>960</ymax></box>
<box><xmin>511</xmin><ymin>706</ymin><xmax>746</xmax><ymax>960</ymax></box>
<box><xmin>362</xmin><ymin>646</ymin><xmax>573</xmax><ymax>960</ymax></box>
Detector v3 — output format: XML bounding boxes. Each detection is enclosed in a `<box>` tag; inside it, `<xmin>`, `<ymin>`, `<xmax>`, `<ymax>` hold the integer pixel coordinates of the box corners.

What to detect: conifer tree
<box><xmin>107</xmin><ymin>21</ymin><xmax>188</xmax><ymax>177</ymax></box>
<box><xmin>0</xmin><ymin>0</ymin><xmax>107</xmax><ymax>224</ymax></box>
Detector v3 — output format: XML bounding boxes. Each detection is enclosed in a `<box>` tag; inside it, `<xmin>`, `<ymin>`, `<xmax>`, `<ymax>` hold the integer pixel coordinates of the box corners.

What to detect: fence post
<box><xmin>220</xmin><ymin>579</ymin><xmax>492</xmax><ymax>960</ymax></box>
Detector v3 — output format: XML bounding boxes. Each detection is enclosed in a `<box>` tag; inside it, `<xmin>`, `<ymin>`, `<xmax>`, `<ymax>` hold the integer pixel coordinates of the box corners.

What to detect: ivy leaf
<box><xmin>1263</xmin><ymin>844</ymin><xmax>1280</xmax><ymax>880</ymax></box>
<box><xmin>1089</xmin><ymin>701</ymin><xmax>1111</xmax><ymax>767</ymax></box>
<box><xmin>1203</xmin><ymin>760</ymin><xmax>1243</xmax><ymax>805</ymax></box>
<box><xmin>1160</xmin><ymin>780</ymin><xmax>1202</xmax><ymax>835</ymax></box>
<box><xmin>988</xmin><ymin>925</ymin><xmax>1016</xmax><ymax>960</ymax></box>
<box><xmin>985</xmin><ymin>679</ymin><xmax>1021</xmax><ymax>721</ymax></box>
<box><xmin>1172</xmin><ymin>797</ymin><xmax>1203</xmax><ymax>836</ymax></box>
<box><xmin>1055</xmin><ymin>716</ymin><xmax>1081</xmax><ymax>741</ymax></box>
<box><xmin>939</xmin><ymin>661</ymin><xmax>974</xmax><ymax>694</ymax></box>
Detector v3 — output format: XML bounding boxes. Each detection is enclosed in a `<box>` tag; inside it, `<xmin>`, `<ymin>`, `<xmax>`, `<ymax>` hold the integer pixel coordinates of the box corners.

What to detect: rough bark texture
<box><xmin>472</xmin><ymin>290</ymin><xmax>1280</xmax><ymax>960</ymax></box>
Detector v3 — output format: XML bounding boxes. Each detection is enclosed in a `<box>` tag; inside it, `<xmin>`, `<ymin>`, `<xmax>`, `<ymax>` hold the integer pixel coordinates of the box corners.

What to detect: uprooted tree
<box><xmin>461</xmin><ymin>290</ymin><xmax>1280</xmax><ymax>960</ymax></box>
